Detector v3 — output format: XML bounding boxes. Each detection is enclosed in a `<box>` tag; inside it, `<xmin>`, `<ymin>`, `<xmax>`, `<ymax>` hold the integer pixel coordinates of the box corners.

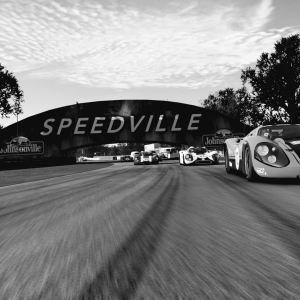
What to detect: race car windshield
<box><xmin>142</xmin><ymin>152</ymin><xmax>152</xmax><ymax>157</ymax></box>
<box><xmin>193</xmin><ymin>147</ymin><xmax>208</xmax><ymax>154</ymax></box>
<box><xmin>258</xmin><ymin>125</ymin><xmax>300</xmax><ymax>140</ymax></box>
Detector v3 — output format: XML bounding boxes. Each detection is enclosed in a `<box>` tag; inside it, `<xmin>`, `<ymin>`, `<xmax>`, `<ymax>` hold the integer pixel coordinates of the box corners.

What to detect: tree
<box><xmin>241</xmin><ymin>34</ymin><xmax>300</xmax><ymax>124</ymax></box>
<box><xmin>0</xmin><ymin>123</ymin><xmax>5</xmax><ymax>150</ymax></box>
<box><xmin>118</xmin><ymin>143</ymin><xmax>144</xmax><ymax>154</ymax></box>
<box><xmin>199</xmin><ymin>87</ymin><xmax>262</xmax><ymax>126</ymax></box>
<box><xmin>0</xmin><ymin>63</ymin><xmax>24</xmax><ymax>121</ymax></box>
<box><xmin>200</xmin><ymin>88</ymin><xmax>238</xmax><ymax>118</ymax></box>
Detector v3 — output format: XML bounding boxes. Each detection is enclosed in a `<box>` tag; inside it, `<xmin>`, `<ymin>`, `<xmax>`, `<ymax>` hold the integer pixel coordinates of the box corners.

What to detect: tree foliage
<box><xmin>241</xmin><ymin>34</ymin><xmax>300</xmax><ymax>124</ymax></box>
<box><xmin>199</xmin><ymin>87</ymin><xmax>261</xmax><ymax>126</ymax></box>
<box><xmin>200</xmin><ymin>88</ymin><xmax>238</xmax><ymax>118</ymax></box>
<box><xmin>0</xmin><ymin>63</ymin><xmax>24</xmax><ymax>119</ymax></box>
<box><xmin>201</xmin><ymin>34</ymin><xmax>300</xmax><ymax>126</ymax></box>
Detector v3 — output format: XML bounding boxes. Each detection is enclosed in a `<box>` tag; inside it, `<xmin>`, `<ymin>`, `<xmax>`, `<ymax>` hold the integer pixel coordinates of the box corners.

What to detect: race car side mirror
<box><xmin>235</xmin><ymin>138</ymin><xmax>241</xmax><ymax>143</ymax></box>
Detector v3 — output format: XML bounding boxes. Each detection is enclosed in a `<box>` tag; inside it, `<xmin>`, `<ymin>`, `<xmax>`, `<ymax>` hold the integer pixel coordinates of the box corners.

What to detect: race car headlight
<box><xmin>254</xmin><ymin>142</ymin><xmax>289</xmax><ymax>167</ymax></box>
<box><xmin>257</xmin><ymin>145</ymin><xmax>269</xmax><ymax>156</ymax></box>
<box><xmin>185</xmin><ymin>154</ymin><xmax>193</xmax><ymax>161</ymax></box>
<box><xmin>268</xmin><ymin>155</ymin><xmax>276</xmax><ymax>163</ymax></box>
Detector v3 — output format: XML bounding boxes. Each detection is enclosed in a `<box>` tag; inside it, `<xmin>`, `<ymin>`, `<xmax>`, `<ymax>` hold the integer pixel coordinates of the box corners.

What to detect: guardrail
<box><xmin>78</xmin><ymin>156</ymin><xmax>122</xmax><ymax>162</ymax></box>
<box><xmin>94</xmin><ymin>156</ymin><xmax>121</xmax><ymax>161</ymax></box>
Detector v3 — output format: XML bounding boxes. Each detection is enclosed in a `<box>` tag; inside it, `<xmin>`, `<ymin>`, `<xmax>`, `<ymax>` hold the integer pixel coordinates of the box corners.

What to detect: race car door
<box><xmin>233</xmin><ymin>138</ymin><xmax>244</xmax><ymax>171</ymax></box>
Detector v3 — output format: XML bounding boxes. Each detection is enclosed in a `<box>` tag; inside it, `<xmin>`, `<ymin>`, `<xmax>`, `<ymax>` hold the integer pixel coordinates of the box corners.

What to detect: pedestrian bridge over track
<box><xmin>0</xmin><ymin>100</ymin><xmax>251</xmax><ymax>157</ymax></box>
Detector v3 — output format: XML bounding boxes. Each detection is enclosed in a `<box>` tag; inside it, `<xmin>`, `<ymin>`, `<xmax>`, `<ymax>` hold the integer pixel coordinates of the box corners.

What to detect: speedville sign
<box><xmin>40</xmin><ymin>114</ymin><xmax>203</xmax><ymax>135</ymax></box>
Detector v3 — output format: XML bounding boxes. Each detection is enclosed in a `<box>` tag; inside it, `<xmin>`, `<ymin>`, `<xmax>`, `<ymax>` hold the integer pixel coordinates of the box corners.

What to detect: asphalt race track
<box><xmin>1</xmin><ymin>161</ymin><xmax>300</xmax><ymax>299</ymax></box>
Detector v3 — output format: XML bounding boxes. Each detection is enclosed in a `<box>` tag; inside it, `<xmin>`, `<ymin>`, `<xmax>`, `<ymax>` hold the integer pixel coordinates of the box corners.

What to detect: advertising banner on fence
<box><xmin>202</xmin><ymin>129</ymin><xmax>245</xmax><ymax>148</ymax></box>
<box><xmin>0</xmin><ymin>136</ymin><xmax>44</xmax><ymax>156</ymax></box>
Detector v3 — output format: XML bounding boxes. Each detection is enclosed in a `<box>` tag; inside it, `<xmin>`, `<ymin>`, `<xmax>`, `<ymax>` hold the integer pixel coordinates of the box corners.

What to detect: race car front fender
<box><xmin>227</xmin><ymin>149</ymin><xmax>300</xmax><ymax>178</ymax></box>
<box><xmin>252</xmin><ymin>159</ymin><xmax>300</xmax><ymax>178</ymax></box>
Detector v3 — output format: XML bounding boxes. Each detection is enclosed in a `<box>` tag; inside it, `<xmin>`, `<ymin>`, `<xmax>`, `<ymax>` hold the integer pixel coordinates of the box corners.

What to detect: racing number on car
<box><xmin>235</xmin><ymin>147</ymin><xmax>239</xmax><ymax>170</ymax></box>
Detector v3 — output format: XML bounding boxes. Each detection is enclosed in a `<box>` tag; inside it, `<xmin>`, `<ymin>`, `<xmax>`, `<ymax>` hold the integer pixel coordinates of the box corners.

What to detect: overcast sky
<box><xmin>1</xmin><ymin>0</ymin><xmax>300</xmax><ymax>127</ymax></box>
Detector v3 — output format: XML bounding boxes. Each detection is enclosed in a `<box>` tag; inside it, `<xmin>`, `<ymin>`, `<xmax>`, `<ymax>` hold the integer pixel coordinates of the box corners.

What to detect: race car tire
<box><xmin>244</xmin><ymin>145</ymin><xmax>258</xmax><ymax>182</ymax></box>
<box><xmin>180</xmin><ymin>154</ymin><xmax>186</xmax><ymax>166</ymax></box>
<box><xmin>224</xmin><ymin>147</ymin><xmax>232</xmax><ymax>174</ymax></box>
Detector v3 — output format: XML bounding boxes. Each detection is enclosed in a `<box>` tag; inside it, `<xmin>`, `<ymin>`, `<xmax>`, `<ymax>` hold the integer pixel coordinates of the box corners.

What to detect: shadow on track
<box><xmin>225</xmin><ymin>170</ymin><xmax>300</xmax><ymax>185</ymax></box>
<box><xmin>78</xmin><ymin>168</ymin><xmax>180</xmax><ymax>300</ymax></box>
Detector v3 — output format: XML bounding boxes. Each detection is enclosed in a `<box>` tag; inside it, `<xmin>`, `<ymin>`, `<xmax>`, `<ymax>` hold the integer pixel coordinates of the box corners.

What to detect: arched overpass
<box><xmin>0</xmin><ymin>100</ymin><xmax>251</xmax><ymax>157</ymax></box>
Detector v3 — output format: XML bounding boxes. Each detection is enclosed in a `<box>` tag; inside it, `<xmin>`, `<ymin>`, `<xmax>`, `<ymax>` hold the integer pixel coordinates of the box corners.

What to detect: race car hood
<box><xmin>274</xmin><ymin>138</ymin><xmax>300</xmax><ymax>159</ymax></box>
<box><xmin>284</xmin><ymin>140</ymin><xmax>300</xmax><ymax>157</ymax></box>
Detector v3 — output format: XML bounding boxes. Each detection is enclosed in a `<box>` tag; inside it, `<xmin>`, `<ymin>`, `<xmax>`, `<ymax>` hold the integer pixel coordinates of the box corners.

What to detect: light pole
<box><xmin>13</xmin><ymin>98</ymin><xmax>22</xmax><ymax>158</ymax></box>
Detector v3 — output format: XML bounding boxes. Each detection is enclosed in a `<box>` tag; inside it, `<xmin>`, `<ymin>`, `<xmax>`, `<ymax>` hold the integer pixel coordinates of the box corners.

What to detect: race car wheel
<box><xmin>244</xmin><ymin>146</ymin><xmax>258</xmax><ymax>182</ymax></box>
<box><xmin>224</xmin><ymin>148</ymin><xmax>232</xmax><ymax>174</ymax></box>
<box><xmin>180</xmin><ymin>154</ymin><xmax>186</xmax><ymax>166</ymax></box>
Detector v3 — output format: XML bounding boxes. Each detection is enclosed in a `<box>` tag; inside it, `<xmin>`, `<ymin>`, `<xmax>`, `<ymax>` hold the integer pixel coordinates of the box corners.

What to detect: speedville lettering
<box><xmin>40</xmin><ymin>114</ymin><xmax>202</xmax><ymax>136</ymax></box>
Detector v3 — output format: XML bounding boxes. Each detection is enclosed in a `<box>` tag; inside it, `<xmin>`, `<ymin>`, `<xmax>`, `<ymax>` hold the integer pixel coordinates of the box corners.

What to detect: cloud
<box><xmin>0</xmin><ymin>0</ymin><xmax>298</xmax><ymax>89</ymax></box>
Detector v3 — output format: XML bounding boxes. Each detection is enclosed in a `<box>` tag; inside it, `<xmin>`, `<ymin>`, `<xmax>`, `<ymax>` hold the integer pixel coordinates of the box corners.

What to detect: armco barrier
<box><xmin>93</xmin><ymin>156</ymin><xmax>121</xmax><ymax>161</ymax></box>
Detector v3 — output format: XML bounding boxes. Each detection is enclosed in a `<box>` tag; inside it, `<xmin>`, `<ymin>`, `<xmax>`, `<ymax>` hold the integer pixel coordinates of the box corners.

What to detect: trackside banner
<box><xmin>0</xmin><ymin>142</ymin><xmax>44</xmax><ymax>156</ymax></box>
<box><xmin>202</xmin><ymin>129</ymin><xmax>245</xmax><ymax>148</ymax></box>
<box><xmin>202</xmin><ymin>134</ymin><xmax>245</xmax><ymax>147</ymax></box>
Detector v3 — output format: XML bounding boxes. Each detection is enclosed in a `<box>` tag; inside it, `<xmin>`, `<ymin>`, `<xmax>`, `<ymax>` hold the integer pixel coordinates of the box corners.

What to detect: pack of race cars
<box><xmin>124</xmin><ymin>124</ymin><xmax>300</xmax><ymax>181</ymax></box>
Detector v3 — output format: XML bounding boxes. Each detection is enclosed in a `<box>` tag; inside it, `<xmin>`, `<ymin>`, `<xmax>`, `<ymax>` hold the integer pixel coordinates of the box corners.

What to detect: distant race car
<box><xmin>134</xmin><ymin>151</ymin><xmax>160</xmax><ymax>165</ymax></box>
<box><xmin>179</xmin><ymin>147</ymin><xmax>220</xmax><ymax>165</ymax></box>
<box><xmin>121</xmin><ymin>155</ymin><xmax>132</xmax><ymax>162</ymax></box>
<box><xmin>130</xmin><ymin>151</ymin><xmax>140</xmax><ymax>160</ymax></box>
<box><xmin>224</xmin><ymin>124</ymin><xmax>300</xmax><ymax>181</ymax></box>
<box><xmin>149</xmin><ymin>150</ymin><xmax>163</xmax><ymax>162</ymax></box>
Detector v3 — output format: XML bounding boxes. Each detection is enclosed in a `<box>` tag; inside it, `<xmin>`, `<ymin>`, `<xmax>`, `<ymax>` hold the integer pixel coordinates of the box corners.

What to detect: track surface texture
<box><xmin>0</xmin><ymin>162</ymin><xmax>113</xmax><ymax>187</ymax></box>
<box><xmin>1</xmin><ymin>161</ymin><xmax>300</xmax><ymax>299</ymax></box>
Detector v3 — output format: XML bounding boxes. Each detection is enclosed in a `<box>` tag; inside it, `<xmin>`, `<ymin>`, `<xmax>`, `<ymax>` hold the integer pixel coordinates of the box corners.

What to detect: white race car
<box><xmin>224</xmin><ymin>124</ymin><xmax>300</xmax><ymax>181</ymax></box>
<box><xmin>179</xmin><ymin>147</ymin><xmax>220</xmax><ymax>165</ymax></box>
<box><xmin>134</xmin><ymin>151</ymin><xmax>160</xmax><ymax>165</ymax></box>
